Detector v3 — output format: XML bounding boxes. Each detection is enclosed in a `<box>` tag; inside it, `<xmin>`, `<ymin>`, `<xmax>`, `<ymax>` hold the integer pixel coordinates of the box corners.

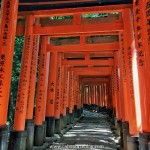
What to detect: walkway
<box><xmin>47</xmin><ymin>110</ymin><xmax>119</xmax><ymax>150</ymax></box>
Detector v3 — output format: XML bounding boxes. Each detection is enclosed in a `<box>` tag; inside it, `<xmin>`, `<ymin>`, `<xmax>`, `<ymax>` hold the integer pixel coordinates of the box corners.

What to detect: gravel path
<box><xmin>47</xmin><ymin>110</ymin><xmax>118</xmax><ymax>150</ymax></box>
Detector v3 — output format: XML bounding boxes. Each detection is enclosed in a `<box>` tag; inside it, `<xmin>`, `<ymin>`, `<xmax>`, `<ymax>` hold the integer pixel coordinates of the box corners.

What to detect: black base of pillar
<box><xmin>101</xmin><ymin>106</ymin><xmax>107</xmax><ymax>112</ymax></box>
<box><xmin>60</xmin><ymin>114</ymin><xmax>64</xmax><ymax>129</ymax></box>
<box><xmin>0</xmin><ymin>125</ymin><xmax>9</xmax><ymax>150</ymax></box>
<box><xmin>90</xmin><ymin>104</ymin><xmax>94</xmax><ymax>111</ymax></box>
<box><xmin>34</xmin><ymin>124</ymin><xmax>44</xmax><ymax>146</ymax></box>
<box><xmin>74</xmin><ymin>105</ymin><xmax>77</xmax><ymax>118</ymax></box>
<box><xmin>55</xmin><ymin>119</ymin><xmax>61</xmax><ymax>134</ymax></box>
<box><xmin>46</xmin><ymin>117</ymin><xmax>55</xmax><ymax>137</ymax></box>
<box><xmin>95</xmin><ymin>105</ymin><xmax>99</xmax><ymax>112</ymax></box>
<box><xmin>8</xmin><ymin>131</ymin><xmax>27</xmax><ymax>150</ymax></box>
<box><xmin>66</xmin><ymin>107</ymin><xmax>70</xmax><ymax>125</ymax></box>
<box><xmin>42</xmin><ymin>121</ymin><xmax>47</xmax><ymax>141</ymax></box>
<box><xmin>25</xmin><ymin>119</ymin><xmax>34</xmax><ymax>150</ymax></box>
<box><xmin>139</xmin><ymin>132</ymin><xmax>150</xmax><ymax>150</ymax></box>
<box><xmin>127</xmin><ymin>135</ymin><xmax>138</xmax><ymax>150</ymax></box>
<box><xmin>98</xmin><ymin>106</ymin><xmax>102</xmax><ymax>112</ymax></box>
<box><xmin>122</xmin><ymin>121</ymin><xmax>129</xmax><ymax>150</ymax></box>
<box><xmin>70</xmin><ymin>113</ymin><xmax>74</xmax><ymax>124</ymax></box>
<box><xmin>77</xmin><ymin>109</ymin><xmax>81</xmax><ymax>118</ymax></box>
<box><xmin>83</xmin><ymin>104</ymin><xmax>87</xmax><ymax>109</ymax></box>
<box><xmin>116</xmin><ymin>120</ymin><xmax>122</xmax><ymax>137</ymax></box>
<box><xmin>81</xmin><ymin>107</ymin><xmax>83</xmax><ymax>114</ymax></box>
<box><xmin>63</xmin><ymin>116</ymin><xmax>67</xmax><ymax>128</ymax></box>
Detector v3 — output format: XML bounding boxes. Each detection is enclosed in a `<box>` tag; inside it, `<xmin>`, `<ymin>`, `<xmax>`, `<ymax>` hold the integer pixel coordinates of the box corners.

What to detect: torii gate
<box><xmin>0</xmin><ymin>1</ymin><xmax>150</xmax><ymax>150</ymax></box>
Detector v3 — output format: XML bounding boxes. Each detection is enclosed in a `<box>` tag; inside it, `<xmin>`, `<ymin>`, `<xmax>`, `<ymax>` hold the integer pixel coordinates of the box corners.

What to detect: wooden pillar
<box><xmin>43</xmin><ymin>52</ymin><xmax>50</xmax><ymax>121</ymax></box>
<box><xmin>114</xmin><ymin>51</ymin><xmax>122</xmax><ymax>120</ymax></box>
<box><xmin>133</xmin><ymin>0</ymin><xmax>150</xmax><ymax>148</ymax></box>
<box><xmin>13</xmin><ymin>15</ymin><xmax>34</xmax><ymax>131</ymax></box>
<box><xmin>123</xmin><ymin>8</ymin><xmax>139</xmax><ymax>136</ymax></box>
<box><xmin>55</xmin><ymin>53</ymin><xmax>62</xmax><ymax>133</ymax></box>
<box><xmin>95</xmin><ymin>85</ymin><xmax>98</xmax><ymax>107</ymax></box>
<box><xmin>25</xmin><ymin>34</ymin><xmax>40</xmax><ymax>149</ymax></box>
<box><xmin>73</xmin><ymin>75</ymin><xmax>78</xmax><ymax>118</ymax></box>
<box><xmin>119</xmin><ymin>33</ymin><xmax>129</xmax><ymax>123</ymax></box>
<box><xmin>0</xmin><ymin>0</ymin><xmax>19</xmax><ymax>149</ymax></box>
<box><xmin>69</xmin><ymin>70</ymin><xmax>74</xmax><ymax>114</ymax></box>
<box><xmin>26</xmin><ymin>35</ymin><xmax>39</xmax><ymax>120</ymax></box>
<box><xmin>34</xmin><ymin>36</ymin><xmax>48</xmax><ymax>146</ymax></box>
<box><xmin>46</xmin><ymin>52</ymin><xmax>58</xmax><ymax>137</ymax></box>
<box><xmin>60</xmin><ymin>64</ymin><xmax>65</xmax><ymax>128</ymax></box>
<box><xmin>88</xmin><ymin>86</ymin><xmax>92</xmax><ymax>106</ymax></box>
<box><xmin>63</xmin><ymin>66</ymin><xmax>69</xmax><ymax>116</ymax></box>
<box><xmin>9</xmin><ymin>15</ymin><xmax>34</xmax><ymax>149</ymax></box>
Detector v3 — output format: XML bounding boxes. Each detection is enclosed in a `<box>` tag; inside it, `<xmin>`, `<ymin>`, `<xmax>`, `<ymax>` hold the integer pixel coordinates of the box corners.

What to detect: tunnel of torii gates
<box><xmin>0</xmin><ymin>0</ymin><xmax>150</xmax><ymax>150</ymax></box>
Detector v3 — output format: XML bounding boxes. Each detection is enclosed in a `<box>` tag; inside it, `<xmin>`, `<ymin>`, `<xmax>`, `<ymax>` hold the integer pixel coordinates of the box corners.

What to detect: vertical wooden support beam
<box><xmin>73</xmin><ymin>75</ymin><xmax>78</xmax><ymax>118</ymax></box>
<box><xmin>60</xmin><ymin>63</ymin><xmax>65</xmax><ymax>128</ymax></box>
<box><xmin>119</xmin><ymin>33</ymin><xmax>129</xmax><ymax>122</ymax></box>
<box><xmin>0</xmin><ymin>0</ymin><xmax>19</xmax><ymax>149</ymax></box>
<box><xmin>55</xmin><ymin>53</ymin><xmax>62</xmax><ymax>134</ymax></box>
<box><xmin>9</xmin><ymin>15</ymin><xmax>34</xmax><ymax>149</ymax></box>
<box><xmin>88</xmin><ymin>86</ymin><xmax>91</xmax><ymax>107</ymax></box>
<box><xmin>14</xmin><ymin>16</ymin><xmax>34</xmax><ymax>130</ymax></box>
<box><xmin>111</xmin><ymin>74</ymin><xmax>116</xmax><ymax>114</ymax></box>
<box><xmin>133</xmin><ymin>0</ymin><xmax>150</xmax><ymax>148</ymax></box>
<box><xmin>63</xmin><ymin>66</ymin><xmax>68</xmax><ymax>116</ymax></box>
<box><xmin>114</xmin><ymin>51</ymin><xmax>122</xmax><ymax>120</ymax></box>
<box><xmin>119</xmin><ymin>33</ymin><xmax>129</xmax><ymax>150</ymax></box>
<box><xmin>93</xmin><ymin>85</ymin><xmax>96</xmax><ymax>106</ymax></box>
<box><xmin>95</xmin><ymin>85</ymin><xmax>98</xmax><ymax>106</ymax></box>
<box><xmin>123</xmin><ymin>8</ymin><xmax>139</xmax><ymax>136</ymax></box>
<box><xmin>46</xmin><ymin>52</ymin><xmax>58</xmax><ymax>137</ymax></box>
<box><xmin>68</xmin><ymin>70</ymin><xmax>74</xmax><ymax>123</ymax></box>
<box><xmin>26</xmin><ymin>36</ymin><xmax>39</xmax><ymax>120</ymax></box>
<box><xmin>63</xmin><ymin>66</ymin><xmax>69</xmax><ymax>125</ymax></box>
<box><xmin>25</xmin><ymin>34</ymin><xmax>40</xmax><ymax>149</ymax></box>
<box><xmin>99</xmin><ymin>85</ymin><xmax>102</xmax><ymax>108</ymax></box>
<box><xmin>34</xmin><ymin>36</ymin><xmax>48</xmax><ymax>146</ymax></box>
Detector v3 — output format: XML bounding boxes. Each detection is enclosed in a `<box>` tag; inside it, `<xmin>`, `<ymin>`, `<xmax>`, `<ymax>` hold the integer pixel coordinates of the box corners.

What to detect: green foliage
<box><xmin>11</xmin><ymin>37</ymin><xmax>24</xmax><ymax>95</ymax></box>
<box><xmin>82</xmin><ymin>13</ymin><xmax>108</xmax><ymax>18</ymax></box>
<box><xmin>50</xmin><ymin>15</ymin><xmax>73</xmax><ymax>20</ymax></box>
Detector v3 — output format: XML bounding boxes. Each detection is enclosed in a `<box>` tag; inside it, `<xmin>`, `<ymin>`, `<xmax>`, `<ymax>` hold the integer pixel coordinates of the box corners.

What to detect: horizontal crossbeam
<box><xmin>34</xmin><ymin>22</ymin><xmax>123</xmax><ymax>36</ymax></box>
<box><xmin>61</xmin><ymin>59</ymin><xmax>114</xmax><ymax>66</ymax></box>
<box><xmin>18</xmin><ymin>4</ymin><xmax>132</xmax><ymax>18</ymax></box>
<box><xmin>47</xmin><ymin>42</ymin><xmax>119</xmax><ymax>52</ymax></box>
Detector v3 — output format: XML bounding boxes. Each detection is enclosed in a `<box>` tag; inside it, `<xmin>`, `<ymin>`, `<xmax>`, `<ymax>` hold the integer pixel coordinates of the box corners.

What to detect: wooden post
<box><xmin>55</xmin><ymin>53</ymin><xmax>62</xmax><ymax>134</ymax></box>
<box><xmin>133</xmin><ymin>0</ymin><xmax>150</xmax><ymax>148</ymax></box>
<box><xmin>25</xmin><ymin>34</ymin><xmax>40</xmax><ymax>149</ymax></box>
<box><xmin>34</xmin><ymin>36</ymin><xmax>48</xmax><ymax>146</ymax></box>
<box><xmin>0</xmin><ymin>0</ymin><xmax>19</xmax><ymax>149</ymax></box>
<box><xmin>9</xmin><ymin>15</ymin><xmax>34</xmax><ymax>149</ymax></box>
<box><xmin>123</xmin><ymin>8</ymin><xmax>139</xmax><ymax>136</ymax></box>
<box><xmin>46</xmin><ymin>52</ymin><xmax>58</xmax><ymax>137</ymax></box>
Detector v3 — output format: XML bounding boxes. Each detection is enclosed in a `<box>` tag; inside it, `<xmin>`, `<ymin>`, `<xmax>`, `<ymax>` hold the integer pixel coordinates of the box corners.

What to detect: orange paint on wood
<box><xmin>26</xmin><ymin>35</ymin><xmax>40</xmax><ymax>120</ymax></box>
<box><xmin>47</xmin><ymin>42</ymin><xmax>119</xmax><ymax>52</ymax></box>
<box><xmin>60</xmin><ymin>65</ymin><xmax>65</xmax><ymax>115</ymax></box>
<box><xmin>46</xmin><ymin>52</ymin><xmax>58</xmax><ymax>117</ymax></box>
<box><xmin>55</xmin><ymin>53</ymin><xmax>62</xmax><ymax>119</ymax></box>
<box><xmin>14</xmin><ymin>16</ymin><xmax>34</xmax><ymax>131</ymax></box>
<box><xmin>133</xmin><ymin>0</ymin><xmax>150</xmax><ymax>132</ymax></box>
<box><xmin>123</xmin><ymin>8</ymin><xmax>139</xmax><ymax>135</ymax></box>
<box><xmin>62</xmin><ymin>66</ymin><xmax>69</xmax><ymax>116</ymax></box>
<box><xmin>0</xmin><ymin>0</ymin><xmax>19</xmax><ymax>126</ymax></box>
<box><xmin>35</xmin><ymin>36</ymin><xmax>48</xmax><ymax>125</ymax></box>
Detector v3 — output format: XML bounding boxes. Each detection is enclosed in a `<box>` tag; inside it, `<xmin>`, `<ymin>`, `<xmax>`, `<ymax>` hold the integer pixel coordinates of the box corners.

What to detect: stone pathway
<box><xmin>47</xmin><ymin>110</ymin><xmax>119</xmax><ymax>150</ymax></box>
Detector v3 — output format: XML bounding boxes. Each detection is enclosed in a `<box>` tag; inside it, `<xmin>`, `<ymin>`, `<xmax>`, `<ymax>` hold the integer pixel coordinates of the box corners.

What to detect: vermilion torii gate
<box><xmin>0</xmin><ymin>0</ymin><xmax>150</xmax><ymax>150</ymax></box>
